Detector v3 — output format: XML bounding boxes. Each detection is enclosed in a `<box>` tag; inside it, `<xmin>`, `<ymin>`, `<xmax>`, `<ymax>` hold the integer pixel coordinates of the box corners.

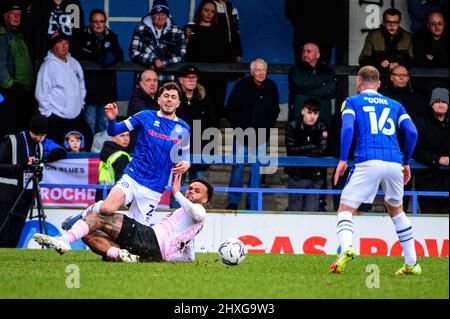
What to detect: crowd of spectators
<box><xmin>0</xmin><ymin>0</ymin><xmax>448</xmax><ymax>214</ymax></box>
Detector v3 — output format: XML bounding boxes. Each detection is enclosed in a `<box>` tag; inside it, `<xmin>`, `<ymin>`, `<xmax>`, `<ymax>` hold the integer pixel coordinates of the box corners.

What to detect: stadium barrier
<box><xmin>39</xmin><ymin>155</ymin><xmax>449</xmax><ymax>214</ymax></box>
<box><xmin>19</xmin><ymin>208</ymin><xmax>449</xmax><ymax>257</ymax></box>
<box><xmin>79</xmin><ymin>60</ymin><xmax>449</xmax><ymax>78</ymax></box>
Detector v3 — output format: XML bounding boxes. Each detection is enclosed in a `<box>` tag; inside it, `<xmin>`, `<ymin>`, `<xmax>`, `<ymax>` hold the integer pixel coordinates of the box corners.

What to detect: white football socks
<box><xmin>336</xmin><ymin>211</ymin><xmax>354</xmax><ymax>252</ymax></box>
<box><xmin>391</xmin><ymin>212</ymin><xmax>417</xmax><ymax>266</ymax></box>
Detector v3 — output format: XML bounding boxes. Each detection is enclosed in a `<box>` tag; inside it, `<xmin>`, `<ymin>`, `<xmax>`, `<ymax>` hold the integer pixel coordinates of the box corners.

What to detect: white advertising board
<box><xmin>19</xmin><ymin>209</ymin><xmax>448</xmax><ymax>258</ymax></box>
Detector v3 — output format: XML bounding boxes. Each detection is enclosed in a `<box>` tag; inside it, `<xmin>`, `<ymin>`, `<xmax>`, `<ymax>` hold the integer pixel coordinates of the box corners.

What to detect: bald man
<box><xmin>288</xmin><ymin>42</ymin><xmax>337</xmax><ymax>126</ymax></box>
<box><xmin>413</xmin><ymin>12</ymin><xmax>448</xmax><ymax>68</ymax></box>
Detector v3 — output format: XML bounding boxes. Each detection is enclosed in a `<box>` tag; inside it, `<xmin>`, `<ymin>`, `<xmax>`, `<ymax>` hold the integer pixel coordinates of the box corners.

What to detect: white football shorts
<box><xmin>340</xmin><ymin>160</ymin><xmax>404</xmax><ymax>209</ymax></box>
<box><xmin>114</xmin><ymin>174</ymin><xmax>162</xmax><ymax>226</ymax></box>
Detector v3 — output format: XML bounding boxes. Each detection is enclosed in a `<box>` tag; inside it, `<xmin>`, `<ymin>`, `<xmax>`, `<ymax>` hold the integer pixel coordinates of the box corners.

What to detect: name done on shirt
<box><xmin>361</xmin><ymin>96</ymin><xmax>395</xmax><ymax>136</ymax></box>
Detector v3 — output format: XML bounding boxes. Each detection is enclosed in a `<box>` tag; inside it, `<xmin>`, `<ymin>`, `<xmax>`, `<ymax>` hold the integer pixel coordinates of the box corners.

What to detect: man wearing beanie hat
<box><xmin>130</xmin><ymin>0</ymin><xmax>186</xmax><ymax>83</ymax></box>
<box><xmin>414</xmin><ymin>87</ymin><xmax>449</xmax><ymax>214</ymax></box>
<box><xmin>150</xmin><ymin>0</ymin><xmax>170</xmax><ymax>16</ymax></box>
<box><xmin>0</xmin><ymin>0</ymin><xmax>35</xmax><ymax>138</ymax></box>
<box><xmin>0</xmin><ymin>113</ymin><xmax>47</xmax><ymax>248</ymax></box>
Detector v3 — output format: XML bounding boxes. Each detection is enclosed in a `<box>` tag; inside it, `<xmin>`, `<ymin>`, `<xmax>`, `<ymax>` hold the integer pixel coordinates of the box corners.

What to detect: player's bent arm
<box><xmin>340</xmin><ymin>111</ymin><xmax>355</xmax><ymax>161</ymax></box>
<box><xmin>174</xmin><ymin>192</ymin><xmax>206</xmax><ymax>223</ymax></box>
<box><xmin>399</xmin><ymin>117</ymin><xmax>418</xmax><ymax>164</ymax></box>
<box><xmin>106</xmin><ymin>118</ymin><xmax>135</xmax><ymax>136</ymax></box>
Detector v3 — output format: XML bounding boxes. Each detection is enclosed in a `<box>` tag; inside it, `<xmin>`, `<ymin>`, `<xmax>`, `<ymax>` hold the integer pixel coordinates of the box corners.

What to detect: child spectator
<box><xmin>64</xmin><ymin>130</ymin><xmax>85</xmax><ymax>153</ymax></box>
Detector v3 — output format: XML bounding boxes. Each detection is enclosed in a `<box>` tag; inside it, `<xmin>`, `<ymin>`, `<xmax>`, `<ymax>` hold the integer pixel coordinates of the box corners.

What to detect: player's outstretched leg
<box><xmin>118</xmin><ymin>249</ymin><xmax>140</xmax><ymax>263</ymax></box>
<box><xmin>35</xmin><ymin>218</ymin><xmax>91</xmax><ymax>255</ymax></box>
<box><xmin>61</xmin><ymin>201</ymin><xmax>104</xmax><ymax>230</ymax></box>
<box><xmin>328</xmin><ymin>247</ymin><xmax>356</xmax><ymax>274</ymax></box>
<box><xmin>33</xmin><ymin>233</ymin><xmax>71</xmax><ymax>255</ymax></box>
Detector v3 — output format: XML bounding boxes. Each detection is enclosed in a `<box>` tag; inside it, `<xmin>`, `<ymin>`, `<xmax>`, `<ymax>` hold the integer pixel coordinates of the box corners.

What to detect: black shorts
<box><xmin>116</xmin><ymin>215</ymin><xmax>163</xmax><ymax>262</ymax></box>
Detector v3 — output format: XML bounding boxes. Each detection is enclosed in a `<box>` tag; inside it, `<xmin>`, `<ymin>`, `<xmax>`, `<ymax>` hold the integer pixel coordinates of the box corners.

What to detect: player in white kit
<box><xmin>328</xmin><ymin>66</ymin><xmax>421</xmax><ymax>275</ymax></box>
<box><xmin>33</xmin><ymin>174</ymin><xmax>213</xmax><ymax>263</ymax></box>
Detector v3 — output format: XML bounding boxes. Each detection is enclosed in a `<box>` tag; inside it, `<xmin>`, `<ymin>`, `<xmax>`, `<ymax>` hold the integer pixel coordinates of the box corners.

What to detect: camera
<box><xmin>28</xmin><ymin>157</ymin><xmax>45</xmax><ymax>175</ymax></box>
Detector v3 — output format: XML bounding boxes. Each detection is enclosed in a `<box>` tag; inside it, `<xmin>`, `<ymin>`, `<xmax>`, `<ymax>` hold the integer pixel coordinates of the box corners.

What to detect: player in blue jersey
<box><xmin>59</xmin><ymin>82</ymin><xmax>190</xmax><ymax>233</ymax></box>
<box><xmin>328</xmin><ymin>66</ymin><xmax>421</xmax><ymax>275</ymax></box>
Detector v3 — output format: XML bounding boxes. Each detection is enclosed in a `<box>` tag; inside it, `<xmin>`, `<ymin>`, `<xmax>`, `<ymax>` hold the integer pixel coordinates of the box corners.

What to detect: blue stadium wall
<box><xmin>79</xmin><ymin>0</ymin><xmax>293</xmax><ymax>106</ymax></box>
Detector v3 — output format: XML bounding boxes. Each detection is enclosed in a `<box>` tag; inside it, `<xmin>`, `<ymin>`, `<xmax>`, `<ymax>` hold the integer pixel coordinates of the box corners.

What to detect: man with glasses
<box><xmin>382</xmin><ymin>65</ymin><xmax>427</xmax><ymax>121</ymax></box>
<box><xmin>359</xmin><ymin>8</ymin><xmax>414</xmax><ymax>73</ymax></box>
<box><xmin>72</xmin><ymin>8</ymin><xmax>124</xmax><ymax>135</ymax></box>
<box><xmin>413</xmin><ymin>12</ymin><xmax>448</xmax><ymax>68</ymax></box>
<box><xmin>382</xmin><ymin>65</ymin><xmax>428</xmax><ymax>213</ymax></box>
<box><xmin>175</xmin><ymin>65</ymin><xmax>215</xmax><ymax>183</ymax></box>
<box><xmin>411</xmin><ymin>11</ymin><xmax>448</xmax><ymax>101</ymax></box>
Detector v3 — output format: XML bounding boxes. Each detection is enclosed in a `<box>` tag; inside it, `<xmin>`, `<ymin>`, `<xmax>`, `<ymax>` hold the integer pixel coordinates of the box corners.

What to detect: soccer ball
<box><xmin>218</xmin><ymin>238</ymin><xmax>247</xmax><ymax>266</ymax></box>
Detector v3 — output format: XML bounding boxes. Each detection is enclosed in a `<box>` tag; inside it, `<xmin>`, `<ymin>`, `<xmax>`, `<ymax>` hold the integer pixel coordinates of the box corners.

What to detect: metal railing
<box><xmin>79</xmin><ymin>60</ymin><xmax>449</xmax><ymax>78</ymax></box>
<box><xmin>40</xmin><ymin>155</ymin><xmax>449</xmax><ymax>214</ymax></box>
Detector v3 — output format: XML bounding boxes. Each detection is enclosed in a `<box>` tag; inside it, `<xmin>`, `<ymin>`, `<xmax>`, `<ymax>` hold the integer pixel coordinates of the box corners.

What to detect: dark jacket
<box><xmin>413</xmin><ymin>111</ymin><xmax>449</xmax><ymax>191</ymax></box>
<box><xmin>127</xmin><ymin>85</ymin><xmax>159</xmax><ymax>117</ymax></box>
<box><xmin>0</xmin><ymin>23</ymin><xmax>34</xmax><ymax>91</ymax></box>
<box><xmin>359</xmin><ymin>25</ymin><xmax>414</xmax><ymax>70</ymax></box>
<box><xmin>43</xmin><ymin>138</ymin><xmax>67</xmax><ymax>163</ymax></box>
<box><xmin>288</xmin><ymin>61</ymin><xmax>337</xmax><ymax>124</ymax></box>
<box><xmin>176</xmin><ymin>84</ymin><xmax>216</xmax><ymax>171</ymax></box>
<box><xmin>285</xmin><ymin>117</ymin><xmax>328</xmax><ymax>179</ymax></box>
<box><xmin>185</xmin><ymin>24</ymin><xmax>228</xmax><ymax>63</ymax></box>
<box><xmin>176</xmin><ymin>84</ymin><xmax>216</xmax><ymax>140</ymax></box>
<box><xmin>226</xmin><ymin>76</ymin><xmax>280</xmax><ymax>143</ymax></box>
<box><xmin>72</xmin><ymin>26</ymin><xmax>124</xmax><ymax>105</ymax></box>
<box><xmin>382</xmin><ymin>84</ymin><xmax>428</xmax><ymax>122</ymax></box>
<box><xmin>413</xmin><ymin>25</ymin><xmax>448</xmax><ymax>67</ymax></box>
<box><xmin>284</xmin><ymin>0</ymin><xmax>339</xmax><ymax>50</ymax></box>
<box><xmin>214</xmin><ymin>0</ymin><xmax>243</xmax><ymax>61</ymax></box>
<box><xmin>0</xmin><ymin>132</ymin><xmax>43</xmax><ymax>204</ymax></box>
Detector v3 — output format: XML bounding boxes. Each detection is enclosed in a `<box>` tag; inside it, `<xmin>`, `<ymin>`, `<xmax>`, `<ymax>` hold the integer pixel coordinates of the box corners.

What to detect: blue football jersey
<box><xmin>341</xmin><ymin>90</ymin><xmax>411</xmax><ymax>164</ymax></box>
<box><xmin>123</xmin><ymin>111</ymin><xmax>191</xmax><ymax>193</ymax></box>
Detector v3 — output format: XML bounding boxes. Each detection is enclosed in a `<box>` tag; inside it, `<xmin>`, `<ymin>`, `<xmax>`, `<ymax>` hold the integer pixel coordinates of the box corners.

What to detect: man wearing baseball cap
<box><xmin>414</xmin><ymin>87</ymin><xmax>449</xmax><ymax>214</ymax></box>
<box><xmin>35</xmin><ymin>28</ymin><xmax>92</xmax><ymax>149</ymax></box>
<box><xmin>0</xmin><ymin>0</ymin><xmax>35</xmax><ymax>138</ymax></box>
<box><xmin>175</xmin><ymin>65</ymin><xmax>215</xmax><ymax>188</ymax></box>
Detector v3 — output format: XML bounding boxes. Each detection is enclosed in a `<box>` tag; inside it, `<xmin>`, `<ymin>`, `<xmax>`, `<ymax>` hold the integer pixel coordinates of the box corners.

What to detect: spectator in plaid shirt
<box><xmin>129</xmin><ymin>0</ymin><xmax>186</xmax><ymax>84</ymax></box>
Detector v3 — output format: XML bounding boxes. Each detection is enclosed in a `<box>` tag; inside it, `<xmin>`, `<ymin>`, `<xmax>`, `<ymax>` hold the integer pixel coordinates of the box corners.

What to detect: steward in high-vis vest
<box><xmin>0</xmin><ymin>114</ymin><xmax>47</xmax><ymax>247</ymax></box>
<box><xmin>96</xmin><ymin>132</ymin><xmax>131</xmax><ymax>201</ymax></box>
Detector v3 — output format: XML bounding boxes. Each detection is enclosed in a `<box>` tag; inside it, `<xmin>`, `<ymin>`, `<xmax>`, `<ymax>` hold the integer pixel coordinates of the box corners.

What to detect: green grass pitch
<box><xmin>0</xmin><ymin>249</ymin><xmax>448</xmax><ymax>299</ymax></box>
